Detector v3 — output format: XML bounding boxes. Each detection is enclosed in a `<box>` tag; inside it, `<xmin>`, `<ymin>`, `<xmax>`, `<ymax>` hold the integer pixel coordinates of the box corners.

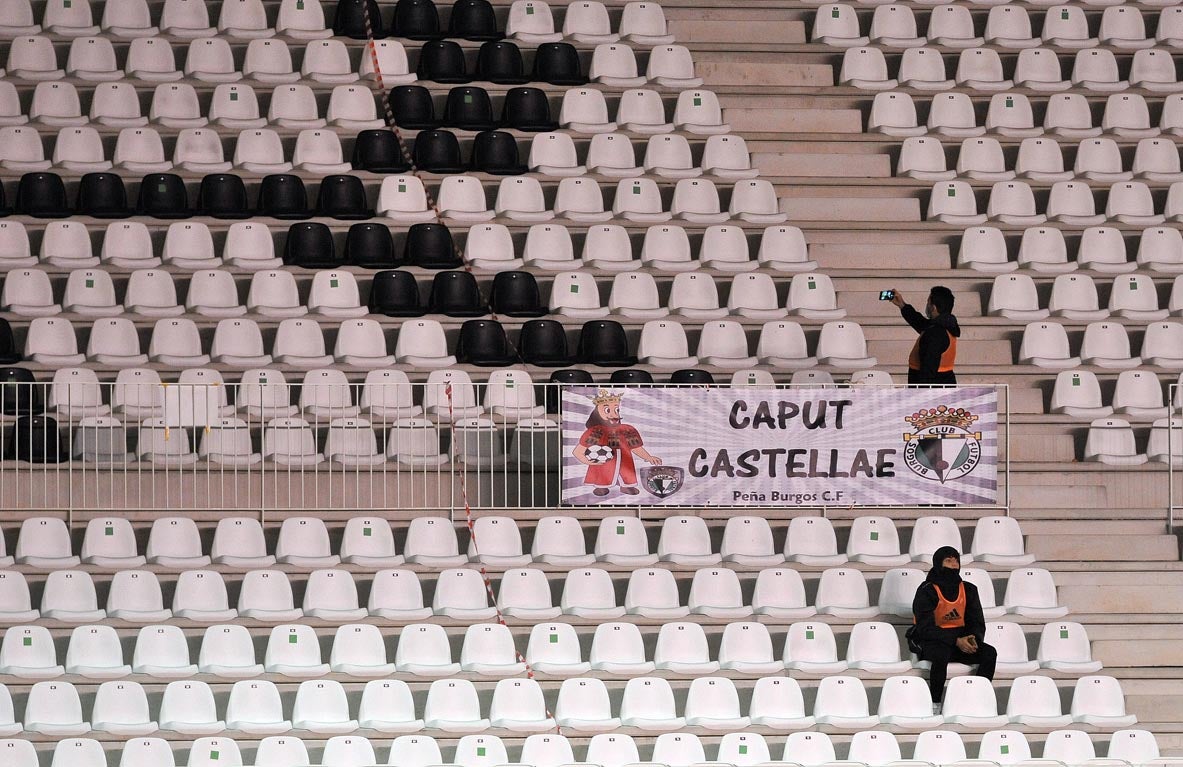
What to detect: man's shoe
<box><xmin>932</xmin><ymin>702</ymin><xmax>943</xmax><ymax>716</ymax></box>
<box><xmin>621</xmin><ymin>486</ymin><xmax>639</xmax><ymax>495</ymax></box>
<box><xmin>593</xmin><ymin>487</ymin><xmax>610</xmax><ymax>496</ymax></box>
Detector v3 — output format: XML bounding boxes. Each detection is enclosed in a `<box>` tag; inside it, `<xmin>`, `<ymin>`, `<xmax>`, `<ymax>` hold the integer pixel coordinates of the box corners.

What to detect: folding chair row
<box><xmin>1019</xmin><ymin>319</ymin><xmax>1178</xmax><ymax>369</ymax></box>
<box><xmin>1051</xmin><ymin>369</ymin><xmax>1183</xmax><ymax>418</ymax></box>
<box><xmin>0</xmin><ymin>673</ymin><xmax>1137</xmax><ymax>738</ymax></box>
<box><xmin>1084</xmin><ymin>416</ymin><xmax>1180</xmax><ymax>464</ymax></box>
<box><xmin>958</xmin><ymin>225</ymin><xmax>1183</xmax><ymax>276</ymax></box>
<box><xmin>0</xmin><ymin>513</ymin><xmax>1036</xmax><ymax>572</ymax></box>
<box><xmin>0</xmin><ymin>565</ymin><xmax>1069</xmax><ymax>624</ymax></box>
<box><xmin>814</xmin><ymin>4</ymin><xmax>1183</xmax><ymax>51</ymax></box>
<box><xmin>0</xmin><ymin>618</ymin><xmax>1099</xmax><ymax>681</ymax></box>
<box><xmin>897</xmin><ymin>136</ymin><xmax>1183</xmax><ymax>184</ymax></box>
<box><xmin>0</xmin><ymin>0</ymin><xmax>333</xmax><ymax>40</ymax></box>
<box><xmin>927</xmin><ymin>179</ymin><xmax>1173</xmax><ymax>226</ymax></box>
<box><xmin>988</xmin><ymin>273</ymin><xmax>1181</xmax><ymax>323</ymax></box>
<box><xmin>870</xmin><ymin>90</ymin><xmax>1183</xmax><ymax>139</ymax></box>
<box><xmin>0</xmin><ymin>728</ymin><xmax>1164</xmax><ymax>767</ymax></box>
<box><xmin>841</xmin><ymin>46</ymin><xmax>1183</xmax><ymax>92</ymax></box>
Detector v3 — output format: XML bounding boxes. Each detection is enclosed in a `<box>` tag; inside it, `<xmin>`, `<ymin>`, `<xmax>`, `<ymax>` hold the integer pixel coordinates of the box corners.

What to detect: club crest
<box><xmin>640</xmin><ymin>465</ymin><xmax>685</xmax><ymax>498</ymax></box>
<box><xmin>902</xmin><ymin>406</ymin><xmax>983</xmax><ymax>484</ymax></box>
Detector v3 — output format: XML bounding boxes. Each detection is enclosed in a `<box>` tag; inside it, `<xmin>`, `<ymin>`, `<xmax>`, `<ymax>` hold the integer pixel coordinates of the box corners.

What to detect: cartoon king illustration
<box><xmin>572</xmin><ymin>389</ymin><xmax>662</xmax><ymax>496</ymax></box>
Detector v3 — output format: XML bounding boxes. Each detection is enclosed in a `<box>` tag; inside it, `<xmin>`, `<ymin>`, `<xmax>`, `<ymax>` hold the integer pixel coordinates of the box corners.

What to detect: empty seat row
<box><xmin>0</xmin><ymin>618</ymin><xmax>1100</xmax><ymax>681</ymax></box>
<box><xmin>0</xmin><ymin>0</ymin><xmax>337</xmax><ymax>40</ymax></box>
<box><xmin>0</xmin><ymin>170</ymin><xmax>785</xmax><ymax>226</ymax></box>
<box><xmin>988</xmin><ymin>274</ymin><xmax>1182</xmax><ymax>323</ymax></box>
<box><xmin>2</xmin><ymin>314</ymin><xmax>876</xmax><ymax>371</ymax></box>
<box><xmin>0</xmin><ymin>565</ymin><xmax>1069</xmax><ymax>624</ymax></box>
<box><xmin>0</xmin><ymin>0</ymin><xmax>679</xmax><ymax>46</ymax></box>
<box><xmin>0</xmin><ymin>673</ymin><xmax>1135</xmax><ymax>737</ymax></box>
<box><xmin>927</xmin><ymin>180</ymin><xmax>1174</xmax><ymax>226</ymax></box>
<box><xmin>958</xmin><ymin>225</ymin><xmax>1183</xmax><ymax>277</ymax></box>
<box><xmin>0</xmin><ymin>81</ymin><xmax>727</xmax><ymax>138</ymax></box>
<box><xmin>1020</xmin><ymin>320</ymin><xmax>1180</xmax><ymax>369</ymax></box>
<box><xmin>898</xmin><ymin>136</ymin><xmax>1183</xmax><ymax>184</ymax></box>
<box><xmin>14</xmin><ymin>366</ymin><xmax>559</xmax><ymax>421</ymax></box>
<box><xmin>0</xmin><ymin>35</ymin><xmax>703</xmax><ymax>89</ymax></box>
<box><xmin>0</xmin><ymin>514</ymin><xmax>1035</xmax><ymax>571</ymax></box>
<box><xmin>0</xmin><ymin>728</ymin><xmax>1163</xmax><ymax>767</ymax></box>
<box><xmin>0</xmin><ymin>126</ymin><xmax>748</xmax><ymax>178</ymax></box>
<box><xmin>871</xmin><ymin>90</ymin><xmax>1183</xmax><ymax>139</ymax></box>
<box><xmin>0</xmin><ymin>220</ymin><xmax>814</xmax><ymax>275</ymax></box>
<box><xmin>1</xmin><ymin>269</ymin><xmax>847</xmax><ymax>323</ymax></box>
<box><xmin>1052</xmin><ymin>369</ymin><xmax>1183</xmax><ymax>418</ymax></box>
<box><xmin>841</xmin><ymin>46</ymin><xmax>1183</xmax><ymax>92</ymax></box>
<box><xmin>815</xmin><ymin>4</ymin><xmax>1183</xmax><ymax>51</ymax></box>
<box><xmin>1084</xmin><ymin>416</ymin><xmax>1180</xmax><ymax>464</ymax></box>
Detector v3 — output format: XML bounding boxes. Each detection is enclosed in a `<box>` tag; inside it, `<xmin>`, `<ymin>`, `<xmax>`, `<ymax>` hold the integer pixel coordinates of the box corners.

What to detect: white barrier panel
<box><xmin>561</xmin><ymin>385</ymin><xmax>1000</xmax><ymax>507</ymax></box>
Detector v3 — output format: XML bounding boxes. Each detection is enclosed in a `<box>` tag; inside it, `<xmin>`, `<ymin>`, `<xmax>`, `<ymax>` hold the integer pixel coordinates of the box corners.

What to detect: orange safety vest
<box><xmin>931</xmin><ymin>582</ymin><xmax>967</xmax><ymax>629</ymax></box>
<box><xmin>908</xmin><ymin>330</ymin><xmax>957</xmax><ymax>372</ymax></box>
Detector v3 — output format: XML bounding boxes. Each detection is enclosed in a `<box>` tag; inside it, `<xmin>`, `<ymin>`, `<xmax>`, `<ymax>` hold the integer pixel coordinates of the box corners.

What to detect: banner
<box><xmin>560</xmin><ymin>386</ymin><xmax>999</xmax><ymax>507</ymax></box>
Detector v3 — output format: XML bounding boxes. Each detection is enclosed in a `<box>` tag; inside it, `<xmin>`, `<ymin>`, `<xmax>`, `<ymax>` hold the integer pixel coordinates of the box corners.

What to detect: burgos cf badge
<box><xmin>902</xmin><ymin>406</ymin><xmax>982</xmax><ymax>484</ymax></box>
<box><xmin>640</xmin><ymin>466</ymin><xmax>684</xmax><ymax>498</ymax></box>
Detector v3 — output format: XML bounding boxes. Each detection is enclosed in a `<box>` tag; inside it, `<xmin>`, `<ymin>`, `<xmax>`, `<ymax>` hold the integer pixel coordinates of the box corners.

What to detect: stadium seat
<box><xmin>879</xmin><ymin>676</ymin><xmax>945</xmax><ymax>728</ymax></box>
<box><xmin>813</xmin><ymin>676</ymin><xmax>879</xmax><ymax>729</ymax></box>
<box><xmin>752</xmin><ymin>678</ymin><xmax>815</xmax><ymax>729</ymax></box>
<box><xmin>1071</xmin><ymin>676</ymin><xmax>1138</xmax><ymax>727</ymax></box>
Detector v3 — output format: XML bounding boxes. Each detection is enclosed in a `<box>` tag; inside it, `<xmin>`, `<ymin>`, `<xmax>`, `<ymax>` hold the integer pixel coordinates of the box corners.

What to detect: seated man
<box><xmin>908</xmin><ymin>545</ymin><xmax>997</xmax><ymax>714</ymax></box>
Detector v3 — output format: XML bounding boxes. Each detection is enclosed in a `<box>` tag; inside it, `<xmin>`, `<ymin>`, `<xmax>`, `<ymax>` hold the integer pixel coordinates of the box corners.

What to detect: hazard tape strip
<box><xmin>444</xmin><ymin>382</ymin><xmax>562</xmax><ymax>733</ymax></box>
<box><xmin>360</xmin><ymin>2</ymin><xmax>471</xmax><ymax>272</ymax></box>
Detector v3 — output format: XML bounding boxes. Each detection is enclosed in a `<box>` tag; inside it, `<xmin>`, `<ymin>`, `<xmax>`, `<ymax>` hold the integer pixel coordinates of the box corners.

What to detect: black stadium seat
<box><xmin>369</xmin><ymin>270</ymin><xmax>426</xmax><ymax>316</ymax></box>
<box><xmin>136</xmin><ymin>173</ymin><xmax>189</xmax><ymax>219</ymax></box>
<box><xmin>345</xmin><ymin>223</ymin><xmax>399</xmax><ymax>269</ymax></box>
<box><xmin>456</xmin><ymin>319</ymin><xmax>516</xmax><ymax>366</ymax></box>
<box><xmin>316</xmin><ymin>175</ymin><xmax>372</xmax><ymax>220</ymax></box>
<box><xmin>405</xmin><ymin>223</ymin><xmax>463</xmax><ymax>269</ymax></box>
<box><xmin>284</xmin><ymin>222</ymin><xmax>340</xmax><ymax>268</ymax></box>
<box><xmin>501</xmin><ymin>87</ymin><xmax>559</xmax><ymax>131</ymax></box>
<box><xmin>533</xmin><ymin>43</ymin><xmax>587</xmax><ymax>85</ymax></box>
<box><xmin>449</xmin><ymin>0</ymin><xmax>502</xmax><ymax>41</ymax></box>
<box><xmin>490</xmin><ymin>271</ymin><xmax>547</xmax><ymax>317</ymax></box>
<box><xmin>17</xmin><ymin>172</ymin><xmax>71</xmax><ymax>218</ymax></box>
<box><xmin>334</xmin><ymin>0</ymin><xmax>385</xmax><ymax>39</ymax></box>
<box><xmin>413</xmin><ymin>130</ymin><xmax>467</xmax><ymax>173</ymax></box>
<box><xmin>418</xmin><ymin>40</ymin><xmax>470</xmax><ymax>83</ymax></box>
<box><xmin>472</xmin><ymin>131</ymin><xmax>526</xmax><ymax>175</ymax></box>
<box><xmin>444</xmin><ymin>86</ymin><xmax>498</xmax><ymax>131</ymax></box>
<box><xmin>352</xmin><ymin>130</ymin><xmax>412</xmax><ymax>173</ymax></box>
<box><xmin>393</xmin><ymin>0</ymin><xmax>442</xmax><ymax>40</ymax></box>
<box><xmin>257</xmin><ymin>174</ymin><xmax>309</xmax><ymax>220</ymax></box>
<box><xmin>579</xmin><ymin>319</ymin><xmax>636</xmax><ymax>366</ymax></box>
<box><xmin>429</xmin><ymin>271</ymin><xmax>488</xmax><ymax>317</ymax></box>
<box><xmin>77</xmin><ymin>172</ymin><xmax>129</xmax><ymax>218</ymax></box>
<box><xmin>519</xmin><ymin>319</ymin><xmax>575</xmax><ymax>367</ymax></box>
<box><xmin>388</xmin><ymin>85</ymin><xmax>441</xmax><ymax>130</ymax></box>
<box><xmin>477</xmin><ymin>41</ymin><xmax>531</xmax><ymax>85</ymax></box>
<box><xmin>199</xmin><ymin>174</ymin><xmax>251</xmax><ymax>219</ymax></box>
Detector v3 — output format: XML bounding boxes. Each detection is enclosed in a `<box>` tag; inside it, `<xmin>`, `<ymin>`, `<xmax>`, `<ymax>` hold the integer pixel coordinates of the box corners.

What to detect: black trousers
<box><xmin>919</xmin><ymin>640</ymin><xmax>997</xmax><ymax>702</ymax></box>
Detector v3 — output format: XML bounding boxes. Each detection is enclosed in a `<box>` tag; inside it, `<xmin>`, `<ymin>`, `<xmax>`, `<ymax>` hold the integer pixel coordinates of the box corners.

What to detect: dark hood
<box><xmin>932</xmin><ymin>311</ymin><xmax>961</xmax><ymax>338</ymax></box>
<box><xmin>925</xmin><ymin>545</ymin><xmax>962</xmax><ymax>594</ymax></box>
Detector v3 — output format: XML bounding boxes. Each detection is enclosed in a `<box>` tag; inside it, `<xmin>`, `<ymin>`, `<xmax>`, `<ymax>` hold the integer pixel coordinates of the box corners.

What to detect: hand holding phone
<box><xmin>879</xmin><ymin>290</ymin><xmax>895</xmax><ymax>301</ymax></box>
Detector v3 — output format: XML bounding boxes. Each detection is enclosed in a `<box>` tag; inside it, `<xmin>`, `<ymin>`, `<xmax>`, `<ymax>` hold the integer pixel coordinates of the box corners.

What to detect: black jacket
<box><xmin>901</xmin><ymin>305</ymin><xmax>960</xmax><ymax>385</ymax></box>
<box><xmin>911</xmin><ymin>578</ymin><xmax>986</xmax><ymax>648</ymax></box>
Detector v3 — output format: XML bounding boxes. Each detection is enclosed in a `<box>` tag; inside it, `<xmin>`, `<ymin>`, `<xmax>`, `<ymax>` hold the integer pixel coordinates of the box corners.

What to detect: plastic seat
<box><xmin>815</xmin><ymin>568</ymin><xmax>879</xmax><ymax>618</ymax></box>
<box><xmin>1013</xmin><ymin>138</ymin><xmax>1069</xmax><ymax>184</ymax></box>
<box><xmin>0</xmin><ymin>625</ymin><xmax>63</xmax><ymax>677</ymax></box>
<box><xmin>1071</xmin><ymin>48</ymin><xmax>1127</xmax><ymax>91</ymax></box>
<box><xmin>158</xmin><ymin>680</ymin><xmax>225</xmax><ymax>735</ymax></box>
<box><xmin>224</xmin><ymin>680</ymin><xmax>290</xmax><ymax>735</ymax></box>
<box><xmin>1079</xmin><ymin>321</ymin><xmax>1139</xmax><ymax>368</ymax></box>
<box><xmin>984</xmin><ymin>6</ymin><xmax>1037</xmax><ymax>47</ymax></box>
<box><xmin>1042</xmin><ymin>93</ymin><xmax>1100</xmax><ymax>139</ymax></box>
<box><xmin>23</xmin><ymin>681</ymin><xmax>90</xmax><ymax>736</ymax></box>
<box><xmin>1002</xmin><ymin>567</ymin><xmax>1071</xmax><ymax>617</ymax></box>
<box><xmin>1035</xmin><ymin>621</ymin><xmax>1104</xmax><ymax>674</ymax></box>
<box><xmin>39</xmin><ymin>570</ymin><xmax>104</xmax><ymax>623</ymax></box>
<box><xmin>1071</xmin><ymin>676</ymin><xmax>1137</xmax><ymax>727</ymax></box>
<box><xmin>636</xmin><ymin>319</ymin><xmax>695</xmax><ymax>368</ymax></box>
<box><xmin>590</xmin><ymin>43</ymin><xmax>644</xmax><ymax>87</ymax></box>
<box><xmin>651</xmin><ymin>621</ymin><xmax>719</xmax><ymax>675</ymax></box>
<box><xmin>813</xmin><ymin>4</ymin><xmax>868</xmax><ymax>46</ymax></box>
<box><xmin>608</xmin><ymin>272</ymin><xmax>664</xmax><ymax>318</ymax></box>
<box><xmin>355</xmin><ymin>680</ymin><xmax>422</xmax><ymax>732</ymax></box>
<box><xmin>921</xmin><ymin>93</ymin><xmax>980</xmax><ymax>140</ymax></box>
<box><xmin>928</xmin><ymin>5</ymin><xmax>981</xmax><ymax>46</ymax></box>
<box><xmin>173</xmin><ymin>572</ymin><xmax>237</xmax><ymax>623</ymax></box>
<box><xmin>262</xmin><ymin>624</ymin><xmax>328</xmax><ymax>677</ymax></box>
<box><xmin>812</xmin><ymin>676</ymin><xmax>879</xmax><ymax>729</ymax></box>
<box><xmin>839</xmin><ymin>46</ymin><xmax>898</xmax><ymax>89</ymax></box>
<box><xmin>274</xmin><ymin>0</ymin><xmax>331</xmax><ymax>38</ymax></box>
<box><xmin>624</xmin><ymin>568</ymin><xmax>689</xmax><ymax>619</ymax></box>
<box><xmin>423</xmin><ymin>679</ymin><xmax>490</xmax><ymax>732</ymax></box>
<box><xmin>879</xmin><ymin>677</ymin><xmax>946</xmax><ymax>730</ymax></box>
<box><xmin>8</xmin><ymin>36</ymin><xmax>65</xmax><ymax>80</ymax></box>
<box><xmin>1019</xmin><ymin>322</ymin><xmax>1080</xmax><ymax>368</ymax></box>
<box><xmin>957</xmin><ymin>47</ymin><xmax>1012</xmax><ymax>89</ymax></box>
<box><xmin>846</xmin><ymin>517</ymin><xmax>909</xmax><ymax>566</ymax></box>
<box><xmin>0</xmin><ymin>0</ymin><xmax>39</xmax><ymax>36</ymax></box>
<box><xmin>1051</xmin><ymin>369</ymin><xmax>1111</xmax><ymax>418</ymax></box>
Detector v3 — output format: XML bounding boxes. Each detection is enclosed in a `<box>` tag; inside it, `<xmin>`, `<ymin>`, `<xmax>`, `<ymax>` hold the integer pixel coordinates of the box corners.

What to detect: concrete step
<box><xmin>1027</xmin><ymin>534</ymin><xmax>1180</xmax><ymax>563</ymax></box>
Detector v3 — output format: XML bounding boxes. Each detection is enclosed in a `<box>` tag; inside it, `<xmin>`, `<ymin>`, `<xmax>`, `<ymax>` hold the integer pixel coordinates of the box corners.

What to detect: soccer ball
<box><xmin>585</xmin><ymin>445</ymin><xmax>613</xmax><ymax>464</ymax></box>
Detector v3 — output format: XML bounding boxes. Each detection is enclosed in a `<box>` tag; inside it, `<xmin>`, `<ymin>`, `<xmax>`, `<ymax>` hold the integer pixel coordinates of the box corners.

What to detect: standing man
<box><xmin>909</xmin><ymin>545</ymin><xmax>997</xmax><ymax>714</ymax></box>
<box><xmin>891</xmin><ymin>286</ymin><xmax>960</xmax><ymax>385</ymax></box>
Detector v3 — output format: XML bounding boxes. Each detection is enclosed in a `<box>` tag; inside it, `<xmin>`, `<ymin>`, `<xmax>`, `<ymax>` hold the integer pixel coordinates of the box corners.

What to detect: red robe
<box><xmin>580</xmin><ymin>423</ymin><xmax>644</xmax><ymax>487</ymax></box>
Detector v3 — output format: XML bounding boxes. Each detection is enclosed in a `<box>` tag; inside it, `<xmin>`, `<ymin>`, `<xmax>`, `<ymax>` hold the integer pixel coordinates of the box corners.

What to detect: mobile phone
<box><xmin>879</xmin><ymin>290</ymin><xmax>895</xmax><ymax>301</ymax></box>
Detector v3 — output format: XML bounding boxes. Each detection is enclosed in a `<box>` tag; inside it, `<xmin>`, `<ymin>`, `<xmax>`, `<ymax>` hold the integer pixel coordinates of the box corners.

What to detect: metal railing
<box><xmin>0</xmin><ymin>380</ymin><xmax>1010</xmax><ymax>515</ymax></box>
<box><xmin>1170</xmin><ymin>382</ymin><xmax>1182</xmax><ymax>532</ymax></box>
